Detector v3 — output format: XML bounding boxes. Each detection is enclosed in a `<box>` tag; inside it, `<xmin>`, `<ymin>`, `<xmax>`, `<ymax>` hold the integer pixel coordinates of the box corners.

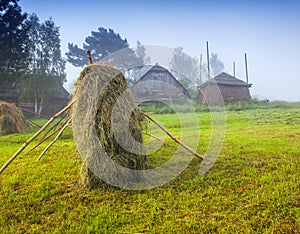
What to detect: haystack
<box><xmin>0</xmin><ymin>101</ymin><xmax>29</xmax><ymax>136</ymax></box>
<box><xmin>72</xmin><ymin>62</ymin><xmax>148</xmax><ymax>189</ymax></box>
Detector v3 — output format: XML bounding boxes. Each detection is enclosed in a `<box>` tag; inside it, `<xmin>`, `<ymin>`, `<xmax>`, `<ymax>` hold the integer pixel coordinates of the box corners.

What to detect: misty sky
<box><xmin>20</xmin><ymin>0</ymin><xmax>300</xmax><ymax>101</ymax></box>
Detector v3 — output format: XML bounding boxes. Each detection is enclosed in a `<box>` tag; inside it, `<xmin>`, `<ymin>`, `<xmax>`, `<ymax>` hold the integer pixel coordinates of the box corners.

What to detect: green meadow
<box><xmin>0</xmin><ymin>105</ymin><xmax>299</xmax><ymax>233</ymax></box>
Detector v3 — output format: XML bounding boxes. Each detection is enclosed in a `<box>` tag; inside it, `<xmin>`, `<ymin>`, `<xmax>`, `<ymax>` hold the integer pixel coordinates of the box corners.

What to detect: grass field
<box><xmin>0</xmin><ymin>106</ymin><xmax>299</xmax><ymax>233</ymax></box>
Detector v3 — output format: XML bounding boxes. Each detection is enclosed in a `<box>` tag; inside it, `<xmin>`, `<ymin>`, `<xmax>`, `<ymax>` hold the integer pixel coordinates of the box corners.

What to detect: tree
<box><xmin>21</xmin><ymin>15</ymin><xmax>66</xmax><ymax>115</ymax></box>
<box><xmin>0</xmin><ymin>0</ymin><xmax>28</xmax><ymax>80</ymax></box>
<box><xmin>169</xmin><ymin>47</ymin><xmax>200</xmax><ymax>84</ymax></box>
<box><xmin>210</xmin><ymin>53</ymin><xmax>225</xmax><ymax>77</ymax></box>
<box><xmin>169</xmin><ymin>47</ymin><xmax>203</xmax><ymax>99</ymax></box>
<box><xmin>125</xmin><ymin>41</ymin><xmax>151</xmax><ymax>85</ymax></box>
<box><xmin>135</xmin><ymin>41</ymin><xmax>151</xmax><ymax>65</ymax></box>
<box><xmin>66</xmin><ymin>27</ymin><xmax>138</xmax><ymax>68</ymax></box>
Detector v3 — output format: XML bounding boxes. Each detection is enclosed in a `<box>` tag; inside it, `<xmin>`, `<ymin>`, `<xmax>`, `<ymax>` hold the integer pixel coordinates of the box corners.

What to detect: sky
<box><xmin>19</xmin><ymin>0</ymin><xmax>300</xmax><ymax>101</ymax></box>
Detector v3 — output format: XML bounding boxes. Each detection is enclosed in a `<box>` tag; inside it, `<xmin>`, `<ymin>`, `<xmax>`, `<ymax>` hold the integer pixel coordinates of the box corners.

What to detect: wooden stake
<box><xmin>142</xmin><ymin>111</ymin><xmax>203</xmax><ymax>160</ymax></box>
<box><xmin>87</xmin><ymin>50</ymin><xmax>93</xmax><ymax>64</ymax></box>
<box><xmin>28</xmin><ymin>117</ymin><xmax>71</xmax><ymax>152</ymax></box>
<box><xmin>0</xmin><ymin>100</ymin><xmax>74</xmax><ymax>174</ymax></box>
<box><xmin>37</xmin><ymin>118</ymin><xmax>72</xmax><ymax>161</ymax></box>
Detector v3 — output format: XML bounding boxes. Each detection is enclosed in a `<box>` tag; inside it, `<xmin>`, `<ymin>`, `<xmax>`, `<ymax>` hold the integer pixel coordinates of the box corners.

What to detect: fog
<box><xmin>20</xmin><ymin>0</ymin><xmax>300</xmax><ymax>101</ymax></box>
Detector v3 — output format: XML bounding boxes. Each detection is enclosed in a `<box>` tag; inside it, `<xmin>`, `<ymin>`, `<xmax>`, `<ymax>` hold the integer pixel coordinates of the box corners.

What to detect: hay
<box><xmin>72</xmin><ymin>62</ymin><xmax>148</xmax><ymax>190</ymax></box>
<box><xmin>0</xmin><ymin>101</ymin><xmax>29</xmax><ymax>136</ymax></box>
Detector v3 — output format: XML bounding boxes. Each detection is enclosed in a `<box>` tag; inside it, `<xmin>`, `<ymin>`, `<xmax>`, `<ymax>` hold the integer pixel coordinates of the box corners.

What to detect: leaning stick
<box><xmin>28</xmin><ymin>116</ymin><xmax>71</xmax><ymax>152</ymax></box>
<box><xmin>142</xmin><ymin>131</ymin><xmax>162</xmax><ymax>141</ymax></box>
<box><xmin>142</xmin><ymin>111</ymin><xmax>204</xmax><ymax>160</ymax></box>
<box><xmin>37</xmin><ymin>118</ymin><xmax>72</xmax><ymax>161</ymax></box>
<box><xmin>0</xmin><ymin>100</ymin><xmax>75</xmax><ymax>174</ymax></box>
<box><xmin>40</xmin><ymin>113</ymin><xmax>66</xmax><ymax>140</ymax></box>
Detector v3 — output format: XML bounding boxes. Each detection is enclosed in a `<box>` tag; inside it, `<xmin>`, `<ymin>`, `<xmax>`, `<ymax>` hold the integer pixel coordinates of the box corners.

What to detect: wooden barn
<box><xmin>197</xmin><ymin>72</ymin><xmax>252</xmax><ymax>104</ymax></box>
<box><xmin>0</xmin><ymin>80</ymin><xmax>70</xmax><ymax>117</ymax></box>
<box><xmin>131</xmin><ymin>63</ymin><xmax>189</xmax><ymax>104</ymax></box>
<box><xmin>20</xmin><ymin>85</ymin><xmax>70</xmax><ymax>117</ymax></box>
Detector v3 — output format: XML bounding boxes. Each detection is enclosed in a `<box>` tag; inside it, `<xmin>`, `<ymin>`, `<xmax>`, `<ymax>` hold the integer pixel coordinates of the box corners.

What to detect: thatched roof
<box><xmin>199</xmin><ymin>72</ymin><xmax>252</xmax><ymax>89</ymax></box>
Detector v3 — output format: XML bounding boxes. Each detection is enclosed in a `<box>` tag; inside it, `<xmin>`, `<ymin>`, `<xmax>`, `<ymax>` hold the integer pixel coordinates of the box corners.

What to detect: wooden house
<box><xmin>197</xmin><ymin>72</ymin><xmax>252</xmax><ymax>104</ymax></box>
<box><xmin>0</xmin><ymin>79</ymin><xmax>70</xmax><ymax>117</ymax></box>
<box><xmin>0</xmin><ymin>79</ymin><xmax>20</xmax><ymax>104</ymax></box>
<box><xmin>131</xmin><ymin>63</ymin><xmax>189</xmax><ymax>104</ymax></box>
<box><xmin>20</xmin><ymin>85</ymin><xmax>70</xmax><ymax>117</ymax></box>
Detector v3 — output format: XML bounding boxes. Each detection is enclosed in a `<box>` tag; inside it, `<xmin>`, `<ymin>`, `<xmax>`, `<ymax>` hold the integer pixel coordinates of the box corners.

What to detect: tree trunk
<box><xmin>38</xmin><ymin>97</ymin><xmax>43</xmax><ymax>116</ymax></box>
<box><xmin>34</xmin><ymin>96</ymin><xmax>38</xmax><ymax>116</ymax></box>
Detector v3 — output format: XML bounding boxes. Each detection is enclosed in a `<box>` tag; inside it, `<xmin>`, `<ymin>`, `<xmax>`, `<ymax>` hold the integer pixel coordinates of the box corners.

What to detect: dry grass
<box><xmin>0</xmin><ymin>101</ymin><xmax>29</xmax><ymax>136</ymax></box>
<box><xmin>72</xmin><ymin>62</ymin><xmax>148</xmax><ymax>189</ymax></box>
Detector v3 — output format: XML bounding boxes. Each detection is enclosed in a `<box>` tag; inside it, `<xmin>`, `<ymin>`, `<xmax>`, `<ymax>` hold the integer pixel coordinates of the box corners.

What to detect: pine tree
<box><xmin>0</xmin><ymin>0</ymin><xmax>28</xmax><ymax>80</ymax></box>
<box><xmin>66</xmin><ymin>27</ymin><xmax>141</xmax><ymax>70</ymax></box>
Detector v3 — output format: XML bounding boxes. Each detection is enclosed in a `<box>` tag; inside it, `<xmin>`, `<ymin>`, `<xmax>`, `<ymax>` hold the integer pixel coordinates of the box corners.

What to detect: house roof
<box><xmin>135</xmin><ymin>63</ymin><xmax>188</xmax><ymax>93</ymax></box>
<box><xmin>199</xmin><ymin>72</ymin><xmax>252</xmax><ymax>88</ymax></box>
<box><xmin>56</xmin><ymin>85</ymin><xmax>70</xmax><ymax>99</ymax></box>
<box><xmin>0</xmin><ymin>78</ymin><xmax>70</xmax><ymax>100</ymax></box>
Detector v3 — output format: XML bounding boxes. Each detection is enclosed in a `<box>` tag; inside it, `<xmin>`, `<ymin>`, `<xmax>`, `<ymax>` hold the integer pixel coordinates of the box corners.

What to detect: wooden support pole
<box><xmin>37</xmin><ymin>118</ymin><xmax>72</xmax><ymax>161</ymax></box>
<box><xmin>142</xmin><ymin>111</ymin><xmax>203</xmax><ymax>160</ymax></box>
<box><xmin>143</xmin><ymin>131</ymin><xmax>162</xmax><ymax>141</ymax></box>
<box><xmin>200</xmin><ymin>54</ymin><xmax>203</xmax><ymax>84</ymax></box>
<box><xmin>244</xmin><ymin>53</ymin><xmax>249</xmax><ymax>84</ymax></box>
<box><xmin>233</xmin><ymin>61</ymin><xmax>236</xmax><ymax>77</ymax></box>
<box><xmin>206</xmin><ymin>41</ymin><xmax>210</xmax><ymax>80</ymax></box>
<box><xmin>0</xmin><ymin>100</ymin><xmax>75</xmax><ymax>174</ymax></box>
<box><xmin>28</xmin><ymin>116</ymin><xmax>71</xmax><ymax>152</ymax></box>
<box><xmin>87</xmin><ymin>50</ymin><xmax>93</xmax><ymax>64</ymax></box>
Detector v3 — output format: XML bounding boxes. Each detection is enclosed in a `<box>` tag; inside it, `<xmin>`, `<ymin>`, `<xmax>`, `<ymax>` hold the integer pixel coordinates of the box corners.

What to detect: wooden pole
<box><xmin>37</xmin><ymin>118</ymin><xmax>72</xmax><ymax>161</ymax></box>
<box><xmin>244</xmin><ymin>53</ymin><xmax>249</xmax><ymax>84</ymax></box>
<box><xmin>206</xmin><ymin>41</ymin><xmax>210</xmax><ymax>80</ymax></box>
<box><xmin>142</xmin><ymin>111</ymin><xmax>203</xmax><ymax>160</ymax></box>
<box><xmin>28</xmin><ymin>116</ymin><xmax>71</xmax><ymax>152</ymax></box>
<box><xmin>200</xmin><ymin>54</ymin><xmax>203</xmax><ymax>84</ymax></box>
<box><xmin>143</xmin><ymin>131</ymin><xmax>162</xmax><ymax>141</ymax></box>
<box><xmin>87</xmin><ymin>50</ymin><xmax>93</xmax><ymax>64</ymax></box>
<box><xmin>233</xmin><ymin>61</ymin><xmax>236</xmax><ymax>77</ymax></box>
<box><xmin>0</xmin><ymin>100</ymin><xmax>74</xmax><ymax>174</ymax></box>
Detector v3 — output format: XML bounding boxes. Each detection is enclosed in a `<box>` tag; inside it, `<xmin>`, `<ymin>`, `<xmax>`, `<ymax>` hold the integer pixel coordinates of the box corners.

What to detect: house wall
<box><xmin>132</xmin><ymin>72</ymin><xmax>188</xmax><ymax>104</ymax></box>
<box><xmin>0</xmin><ymin>84</ymin><xmax>70</xmax><ymax>118</ymax></box>
<box><xmin>20</xmin><ymin>98</ymin><xmax>69</xmax><ymax>118</ymax></box>
<box><xmin>198</xmin><ymin>84</ymin><xmax>251</xmax><ymax>104</ymax></box>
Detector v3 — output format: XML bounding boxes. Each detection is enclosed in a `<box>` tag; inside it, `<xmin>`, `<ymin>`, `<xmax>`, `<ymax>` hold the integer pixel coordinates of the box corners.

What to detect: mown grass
<box><xmin>0</xmin><ymin>107</ymin><xmax>299</xmax><ymax>233</ymax></box>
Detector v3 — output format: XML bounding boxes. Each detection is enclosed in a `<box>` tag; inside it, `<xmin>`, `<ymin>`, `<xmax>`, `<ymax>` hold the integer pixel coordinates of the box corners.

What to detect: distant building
<box><xmin>197</xmin><ymin>72</ymin><xmax>252</xmax><ymax>104</ymax></box>
<box><xmin>131</xmin><ymin>63</ymin><xmax>189</xmax><ymax>104</ymax></box>
<box><xmin>0</xmin><ymin>79</ymin><xmax>70</xmax><ymax>117</ymax></box>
